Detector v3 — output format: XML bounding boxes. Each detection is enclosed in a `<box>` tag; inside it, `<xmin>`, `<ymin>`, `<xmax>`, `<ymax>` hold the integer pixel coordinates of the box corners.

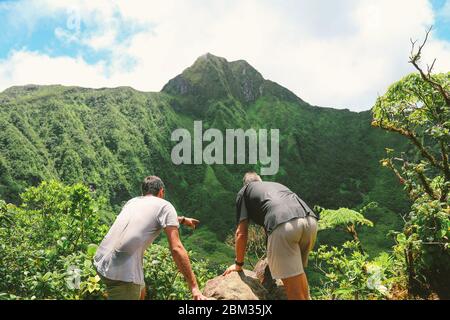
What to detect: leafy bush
<box><xmin>372</xmin><ymin>48</ymin><xmax>449</xmax><ymax>298</ymax></box>
<box><xmin>311</xmin><ymin>241</ymin><xmax>397</xmax><ymax>300</ymax></box>
<box><xmin>0</xmin><ymin>180</ymin><xmax>217</xmax><ymax>300</ymax></box>
<box><xmin>0</xmin><ymin>180</ymin><xmax>107</xmax><ymax>299</ymax></box>
<box><xmin>310</xmin><ymin>206</ymin><xmax>402</xmax><ymax>300</ymax></box>
<box><xmin>392</xmin><ymin>197</ymin><xmax>450</xmax><ymax>298</ymax></box>
<box><xmin>143</xmin><ymin>244</ymin><xmax>216</xmax><ymax>300</ymax></box>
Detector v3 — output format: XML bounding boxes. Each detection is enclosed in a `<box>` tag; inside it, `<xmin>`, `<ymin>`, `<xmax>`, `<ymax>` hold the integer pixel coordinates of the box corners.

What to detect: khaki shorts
<box><xmin>99</xmin><ymin>274</ymin><xmax>145</xmax><ymax>300</ymax></box>
<box><xmin>267</xmin><ymin>216</ymin><xmax>318</xmax><ymax>279</ymax></box>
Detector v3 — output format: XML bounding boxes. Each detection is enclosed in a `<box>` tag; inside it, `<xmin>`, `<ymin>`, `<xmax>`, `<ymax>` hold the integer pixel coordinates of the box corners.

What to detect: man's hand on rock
<box><xmin>222</xmin><ymin>264</ymin><xmax>243</xmax><ymax>276</ymax></box>
<box><xmin>191</xmin><ymin>287</ymin><xmax>207</xmax><ymax>300</ymax></box>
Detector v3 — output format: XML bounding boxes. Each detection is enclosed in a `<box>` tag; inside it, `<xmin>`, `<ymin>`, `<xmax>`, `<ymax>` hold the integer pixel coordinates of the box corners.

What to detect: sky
<box><xmin>0</xmin><ymin>0</ymin><xmax>449</xmax><ymax>111</ymax></box>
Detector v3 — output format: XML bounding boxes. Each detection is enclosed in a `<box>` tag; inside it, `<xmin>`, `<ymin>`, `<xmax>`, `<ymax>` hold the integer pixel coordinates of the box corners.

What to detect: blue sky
<box><xmin>0</xmin><ymin>2</ymin><xmax>149</xmax><ymax>65</ymax></box>
<box><xmin>431</xmin><ymin>0</ymin><xmax>450</xmax><ymax>40</ymax></box>
<box><xmin>0</xmin><ymin>0</ymin><xmax>449</xmax><ymax>111</ymax></box>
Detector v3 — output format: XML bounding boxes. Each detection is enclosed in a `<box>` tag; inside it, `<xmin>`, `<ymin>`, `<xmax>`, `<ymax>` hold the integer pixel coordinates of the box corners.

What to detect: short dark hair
<box><xmin>243</xmin><ymin>172</ymin><xmax>262</xmax><ymax>186</ymax></box>
<box><xmin>141</xmin><ymin>176</ymin><xmax>165</xmax><ymax>196</ymax></box>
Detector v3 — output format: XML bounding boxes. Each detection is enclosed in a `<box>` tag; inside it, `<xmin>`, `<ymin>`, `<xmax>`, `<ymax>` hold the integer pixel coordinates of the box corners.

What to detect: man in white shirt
<box><xmin>94</xmin><ymin>176</ymin><xmax>206</xmax><ymax>300</ymax></box>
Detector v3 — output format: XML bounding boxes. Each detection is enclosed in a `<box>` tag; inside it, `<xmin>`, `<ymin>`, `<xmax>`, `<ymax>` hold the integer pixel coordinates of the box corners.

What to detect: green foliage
<box><xmin>0</xmin><ymin>180</ymin><xmax>107</xmax><ymax>299</ymax></box>
<box><xmin>0</xmin><ymin>180</ymin><xmax>217</xmax><ymax>300</ymax></box>
<box><xmin>373</xmin><ymin>68</ymin><xmax>450</xmax><ymax>299</ymax></box>
<box><xmin>373</xmin><ymin>72</ymin><xmax>450</xmax><ymax>140</ymax></box>
<box><xmin>309</xmin><ymin>205</ymin><xmax>408</xmax><ymax>300</ymax></box>
<box><xmin>19</xmin><ymin>180</ymin><xmax>108</xmax><ymax>252</ymax></box>
<box><xmin>358</xmin><ymin>206</ymin><xmax>403</xmax><ymax>257</ymax></box>
<box><xmin>318</xmin><ymin>207</ymin><xmax>374</xmax><ymax>231</ymax></box>
<box><xmin>0</xmin><ymin>54</ymin><xmax>425</xmax><ymax>299</ymax></box>
<box><xmin>311</xmin><ymin>241</ymin><xmax>397</xmax><ymax>300</ymax></box>
<box><xmin>0</xmin><ymin>199</ymin><xmax>13</xmax><ymax>228</ymax></box>
<box><xmin>0</xmin><ymin>56</ymin><xmax>408</xmax><ymax>249</ymax></box>
<box><xmin>178</xmin><ymin>227</ymin><xmax>234</xmax><ymax>267</ymax></box>
<box><xmin>143</xmin><ymin>244</ymin><xmax>216</xmax><ymax>300</ymax></box>
<box><xmin>393</xmin><ymin>197</ymin><xmax>450</xmax><ymax>298</ymax></box>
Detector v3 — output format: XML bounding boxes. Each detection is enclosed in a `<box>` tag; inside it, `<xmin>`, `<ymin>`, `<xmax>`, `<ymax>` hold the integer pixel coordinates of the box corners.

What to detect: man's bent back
<box><xmin>94</xmin><ymin>196</ymin><xmax>178</xmax><ymax>286</ymax></box>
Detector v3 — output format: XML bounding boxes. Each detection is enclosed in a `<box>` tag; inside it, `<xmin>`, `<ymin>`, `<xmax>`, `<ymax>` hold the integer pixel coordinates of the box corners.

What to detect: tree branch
<box><xmin>409</xmin><ymin>27</ymin><xmax>450</xmax><ymax>108</ymax></box>
<box><xmin>416</xmin><ymin>170</ymin><xmax>437</xmax><ymax>200</ymax></box>
<box><xmin>440</xmin><ymin>141</ymin><xmax>450</xmax><ymax>201</ymax></box>
<box><xmin>386</xmin><ymin>158</ymin><xmax>417</xmax><ymax>200</ymax></box>
<box><xmin>377</xmin><ymin>121</ymin><xmax>441</xmax><ymax>169</ymax></box>
<box><xmin>408</xmin><ymin>132</ymin><xmax>440</xmax><ymax>169</ymax></box>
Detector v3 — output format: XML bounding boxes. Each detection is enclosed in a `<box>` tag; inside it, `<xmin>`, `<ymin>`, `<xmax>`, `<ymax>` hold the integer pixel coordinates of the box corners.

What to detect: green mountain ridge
<box><xmin>163</xmin><ymin>53</ymin><xmax>302</xmax><ymax>109</ymax></box>
<box><xmin>0</xmin><ymin>53</ymin><xmax>410</xmax><ymax>263</ymax></box>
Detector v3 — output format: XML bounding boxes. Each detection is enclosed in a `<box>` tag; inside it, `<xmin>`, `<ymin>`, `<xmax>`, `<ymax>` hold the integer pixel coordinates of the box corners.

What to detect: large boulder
<box><xmin>202</xmin><ymin>260</ymin><xmax>288</xmax><ymax>300</ymax></box>
<box><xmin>203</xmin><ymin>270</ymin><xmax>269</xmax><ymax>300</ymax></box>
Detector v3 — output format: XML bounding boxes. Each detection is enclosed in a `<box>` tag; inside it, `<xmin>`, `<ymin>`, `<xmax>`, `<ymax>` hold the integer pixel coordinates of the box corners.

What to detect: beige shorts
<box><xmin>267</xmin><ymin>216</ymin><xmax>318</xmax><ymax>279</ymax></box>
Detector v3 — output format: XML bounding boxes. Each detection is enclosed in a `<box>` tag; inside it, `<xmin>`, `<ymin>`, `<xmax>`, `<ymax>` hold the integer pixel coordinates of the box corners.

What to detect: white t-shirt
<box><xmin>94</xmin><ymin>196</ymin><xmax>179</xmax><ymax>285</ymax></box>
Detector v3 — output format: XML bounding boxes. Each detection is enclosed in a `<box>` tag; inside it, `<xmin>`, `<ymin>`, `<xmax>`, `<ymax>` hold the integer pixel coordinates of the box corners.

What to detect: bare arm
<box><xmin>223</xmin><ymin>219</ymin><xmax>249</xmax><ymax>275</ymax></box>
<box><xmin>165</xmin><ymin>226</ymin><xmax>206</xmax><ymax>300</ymax></box>
<box><xmin>235</xmin><ymin>219</ymin><xmax>249</xmax><ymax>263</ymax></box>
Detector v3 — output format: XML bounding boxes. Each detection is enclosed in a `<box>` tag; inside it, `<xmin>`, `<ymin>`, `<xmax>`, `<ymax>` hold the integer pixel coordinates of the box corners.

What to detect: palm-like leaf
<box><xmin>318</xmin><ymin>208</ymin><xmax>373</xmax><ymax>231</ymax></box>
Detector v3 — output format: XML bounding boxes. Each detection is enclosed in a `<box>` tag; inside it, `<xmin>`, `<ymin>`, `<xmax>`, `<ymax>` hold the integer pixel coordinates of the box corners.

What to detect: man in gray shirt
<box><xmin>223</xmin><ymin>172</ymin><xmax>319</xmax><ymax>300</ymax></box>
<box><xmin>94</xmin><ymin>176</ymin><xmax>206</xmax><ymax>300</ymax></box>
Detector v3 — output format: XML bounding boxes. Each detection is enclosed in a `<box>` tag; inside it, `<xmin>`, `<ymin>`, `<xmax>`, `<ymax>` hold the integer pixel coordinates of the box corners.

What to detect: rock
<box><xmin>202</xmin><ymin>260</ymin><xmax>289</xmax><ymax>300</ymax></box>
<box><xmin>268</xmin><ymin>283</ymin><xmax>288</xmax><ymax>300</ymax></box>
<box><xmin>203</xmin><ymin>270</ymin><xmax>269</xmax><ymax>300</ymax></box>
<box><xmin>254</xmin><ymin>258</ymin><xmax>287</xmax><ymax>300</ymax></box>
<box><xmin>254</xmin><ymin>259</ymin><xmax>271</xmax><ymax>284</ymax></box>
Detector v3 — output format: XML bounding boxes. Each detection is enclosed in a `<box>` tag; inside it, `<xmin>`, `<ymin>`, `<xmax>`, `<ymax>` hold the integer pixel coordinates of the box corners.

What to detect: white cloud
<box><xmin>0</xmin><ymin>50</ymin><xmax>108</xmax><ymax>89</ymax></box>
<box><xmin>0</xmin><ymin>0</ymin><xmax>449</xmax><ymax>111</ymax></box>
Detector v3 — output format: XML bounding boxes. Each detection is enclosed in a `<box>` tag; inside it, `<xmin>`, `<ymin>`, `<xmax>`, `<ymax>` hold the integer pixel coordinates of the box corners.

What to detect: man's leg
<box><xmin>285</xmin><ymin>215</ymin><xmax>317</xmax><ymax>300</ymax></box>
<box><xmin>281</xmin><ymin>273</ymin><xmax>309</xmax><ymax>300</ymax></box>
<box><xmin>139</xmin><ymin>285</ymin><xmax>146</xmax><ymax>300</ymax></box>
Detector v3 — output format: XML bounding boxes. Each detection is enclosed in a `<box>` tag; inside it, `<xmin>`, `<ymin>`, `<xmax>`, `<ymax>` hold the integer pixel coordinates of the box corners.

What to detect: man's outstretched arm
<box><xmin>223</xmin><ymin>219</ymin><xmax>249</xmax><ymax>275</ymax></box>
<box><xmin>177</xmin><ymin>216</ymin><xmax>200</xmax><ymax>229</ymax></box>
<box><xmin>165</xmin><ymin>226</ymin><xmax>206</xmax><ymax>300</ymax></box>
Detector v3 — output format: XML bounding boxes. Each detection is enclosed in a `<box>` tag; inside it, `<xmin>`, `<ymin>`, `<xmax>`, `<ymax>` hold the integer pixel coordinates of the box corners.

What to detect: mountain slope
<box><xmin>0</xmin><ymin>54</ymin><xmax>410</xmax><ymax>261</ymax></box>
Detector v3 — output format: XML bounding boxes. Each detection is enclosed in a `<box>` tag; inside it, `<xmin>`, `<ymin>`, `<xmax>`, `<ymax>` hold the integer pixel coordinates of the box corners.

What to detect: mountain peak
<box><xmin>161</xmin><ymin>53</ymin><xmax>305</xmax><ymax>118</ymax></box>
<box><xmin>197</xmin><ymin>52</ymin><xmax>227</xmax><ymax>62</ymax></box>
<box><xmin>162</xmin><ymin>53</ymin><xmax>265</xmax><ymax>107</ymax></box>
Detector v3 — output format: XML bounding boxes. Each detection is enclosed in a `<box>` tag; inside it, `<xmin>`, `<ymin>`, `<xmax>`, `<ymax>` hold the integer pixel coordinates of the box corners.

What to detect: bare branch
<box><xmin>410</xmin><ymin>38</ymin><xmax>417</xmax><ymax>58</ymax></box>
<box><xmin>427</xmin><ymin>58</ymin><xmax>436</xmax><ymax>75</ymax></box>
<box><xmin>409</xmin><ymin>27</ymin><xmax>450</xmax><ymax>107</ymax></box>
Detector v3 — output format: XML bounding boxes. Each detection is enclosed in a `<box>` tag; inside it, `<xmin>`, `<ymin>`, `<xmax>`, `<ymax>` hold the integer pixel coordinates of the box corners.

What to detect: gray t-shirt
<box><xmin>94</xmin><ymin>196</ymin><xmax>179</xmax><ymax>285</ymax></box>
